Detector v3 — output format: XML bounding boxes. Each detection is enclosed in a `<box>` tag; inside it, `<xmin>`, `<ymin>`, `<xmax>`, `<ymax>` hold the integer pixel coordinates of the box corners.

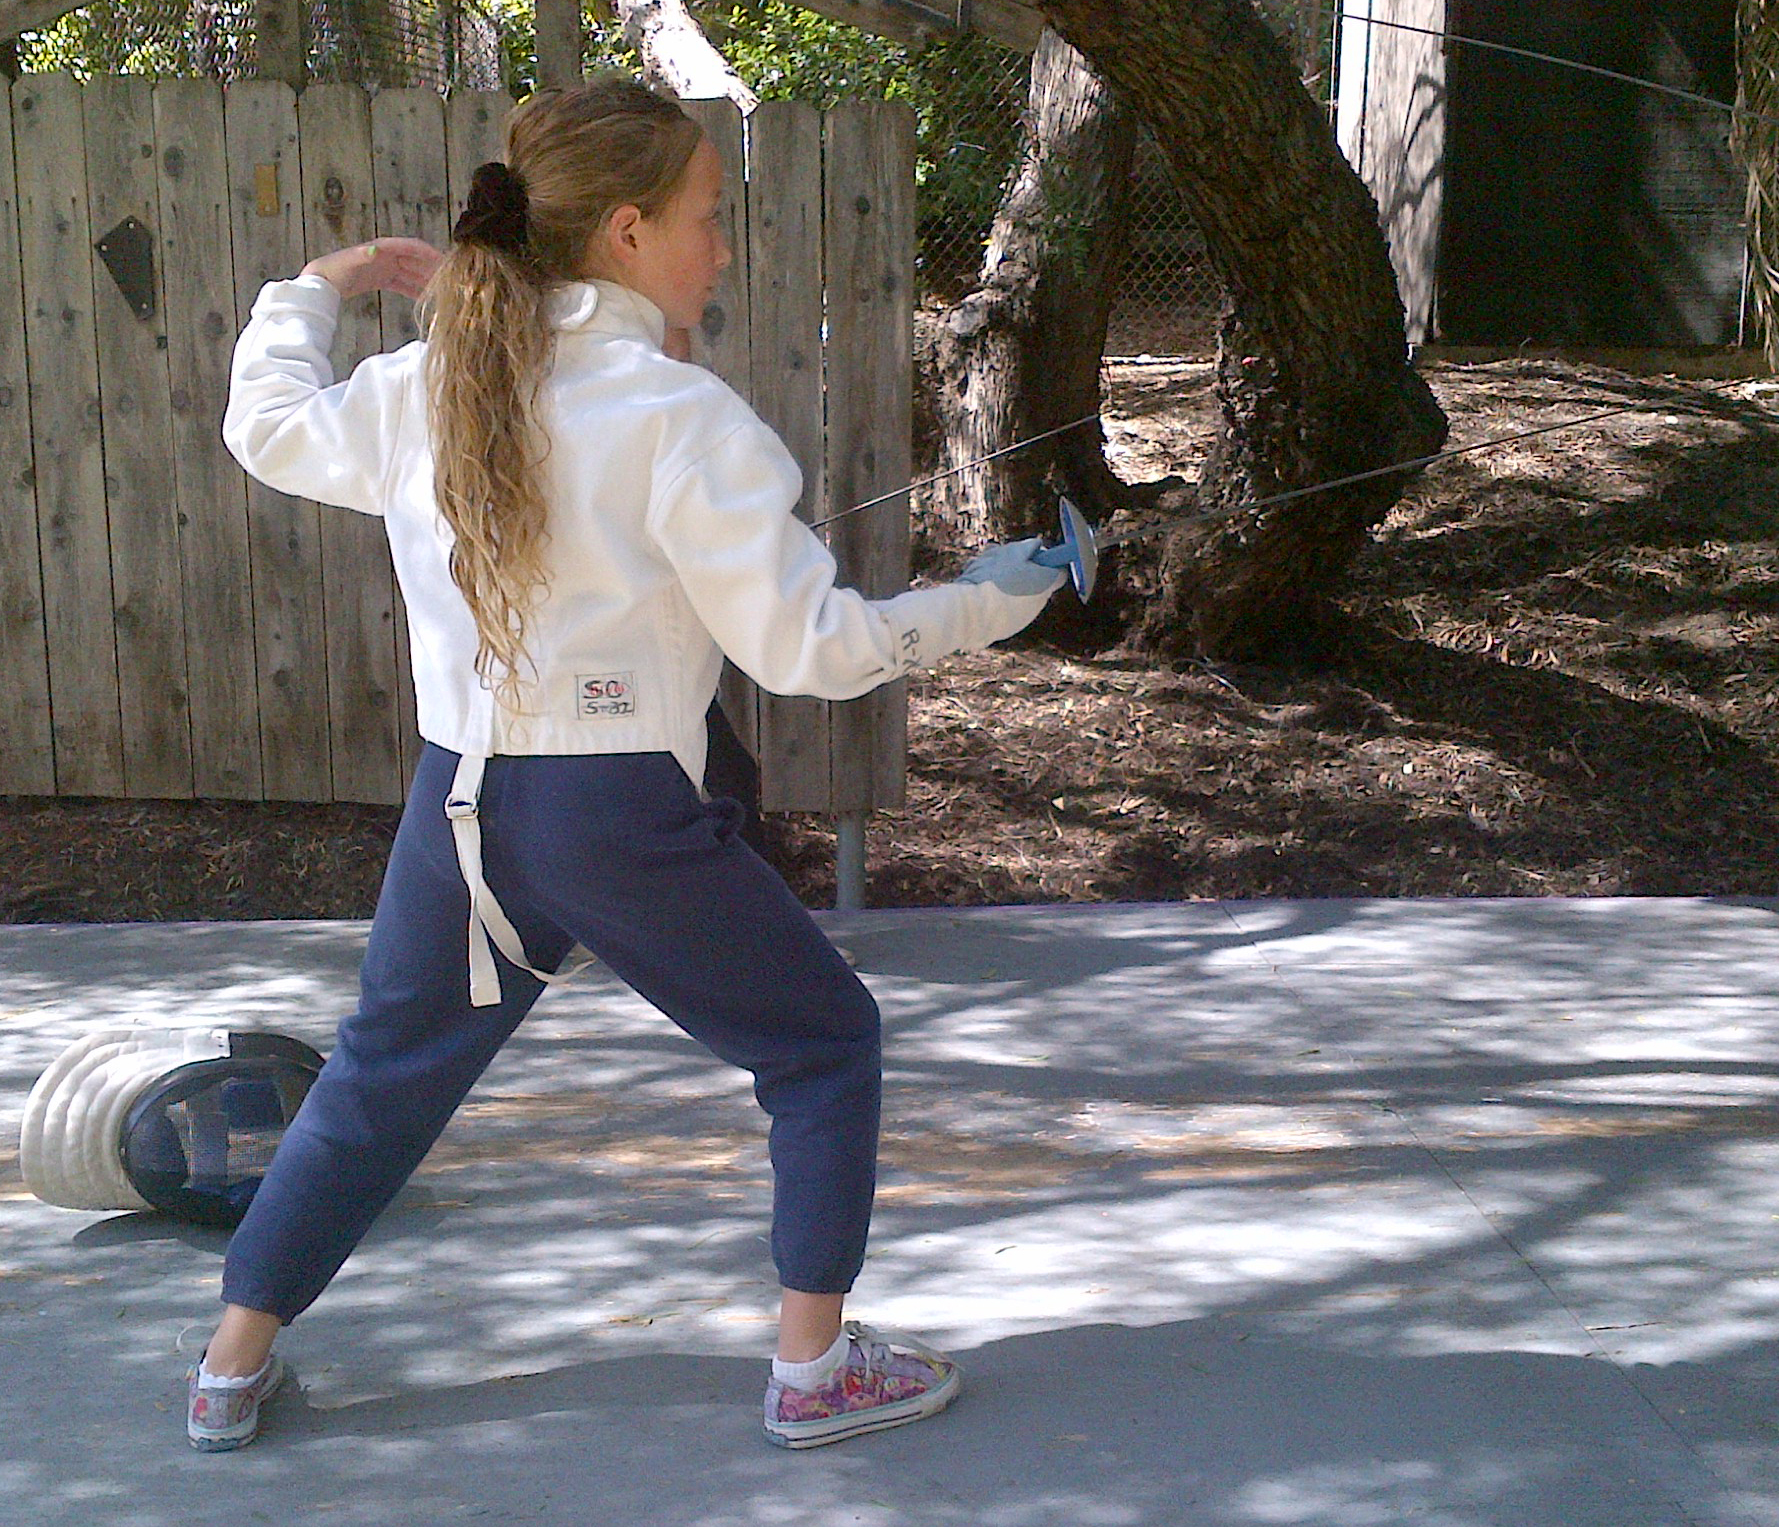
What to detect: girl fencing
<box><xmin>186</xmin><ymin>76</ymin><xmax>1063</xmax><ymax>1454</ymax></box>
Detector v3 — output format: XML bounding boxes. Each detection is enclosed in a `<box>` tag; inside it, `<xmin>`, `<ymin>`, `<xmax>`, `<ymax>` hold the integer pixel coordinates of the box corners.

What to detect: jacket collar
<box><xmin>545</xmin><ymin>279</ymin><xmax>668</xmax><ymax>349</ymax></box>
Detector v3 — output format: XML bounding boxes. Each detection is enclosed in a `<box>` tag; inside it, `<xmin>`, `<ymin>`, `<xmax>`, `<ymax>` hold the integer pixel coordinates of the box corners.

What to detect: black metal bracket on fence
<box><xmin>94</xmin><ymin>216</ymin><xmax>156</xmax><ymax>321</ymax></box>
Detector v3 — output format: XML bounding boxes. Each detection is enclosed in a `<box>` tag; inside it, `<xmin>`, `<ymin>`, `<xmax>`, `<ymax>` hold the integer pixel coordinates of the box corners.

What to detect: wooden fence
<box><xmin>0</xmin><ymin>79</ymin><xmax>912</xmax><ymax>814</ymax></box>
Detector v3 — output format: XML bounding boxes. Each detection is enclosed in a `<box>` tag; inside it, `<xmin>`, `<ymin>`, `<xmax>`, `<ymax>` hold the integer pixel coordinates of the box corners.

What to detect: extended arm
<box><xmin>650</xmin><ymin>415</ymin><xmax>1059</xmax><ymax>700</ymax></box>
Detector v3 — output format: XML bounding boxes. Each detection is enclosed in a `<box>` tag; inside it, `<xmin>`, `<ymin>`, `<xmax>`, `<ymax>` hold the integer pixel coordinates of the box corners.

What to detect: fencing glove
<box><xmin>957</xmin><ymin>537</ymin><xmax>1067</xmax><ymax>598</ymax></box>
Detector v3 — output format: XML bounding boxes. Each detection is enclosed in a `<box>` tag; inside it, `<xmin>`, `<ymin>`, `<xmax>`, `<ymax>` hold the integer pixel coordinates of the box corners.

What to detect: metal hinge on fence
<box><xmin>93</xmin><ymin>216</ymin><xmax>155</xmax><ymax>321</ymax></box>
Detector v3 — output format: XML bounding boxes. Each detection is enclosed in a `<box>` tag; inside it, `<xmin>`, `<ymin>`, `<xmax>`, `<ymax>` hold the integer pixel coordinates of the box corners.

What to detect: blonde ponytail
<box><xmin>419</xmin><ymin>77</ymin><xmax>702</xmax><ymax>701</ymax></box>
<box><xmin>419</xmin><ymin>243</ymin><xmax>552</xmax><ymax>699</ymax></box>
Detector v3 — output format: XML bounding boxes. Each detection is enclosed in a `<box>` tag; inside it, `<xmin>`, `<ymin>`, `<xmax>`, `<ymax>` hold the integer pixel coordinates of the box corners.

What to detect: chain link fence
<box><xmin>681</xmin><ymin>4</ymin><xmax>1245</xmax><ymax>357</ymax></box>
<box><xmin>14</xmin><ymin>0</ymin><xmax>1337</xmax><ymax>357</ymax></box>
<box><xmin>12</xmin><ymin>1</ymin><xmax>507</xmax><ymax>87</ymax></box>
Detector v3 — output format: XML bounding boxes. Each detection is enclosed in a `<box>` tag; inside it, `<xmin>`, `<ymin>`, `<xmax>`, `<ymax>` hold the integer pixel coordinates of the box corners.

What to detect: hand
<box><xmin>956</xmin><ymin>537</ymin><xmax>1066</xmax><ymax>598</ymax></box>
<box><xmin>301</xmin><ymin>237</ymin><xmax>442</xmax><ymax>301</ymax></box>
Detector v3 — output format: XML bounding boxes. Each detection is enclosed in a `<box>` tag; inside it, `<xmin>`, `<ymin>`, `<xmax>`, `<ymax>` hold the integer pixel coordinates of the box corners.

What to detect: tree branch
<box><xmin>1</xmin><ymin>0</ymin><xmax>83</xmax><ymax>43</ymax></box>
<box><xmin>614</xmin><ymin>0</ymin><xmax>759</xmax><ymax>112</ymax></box>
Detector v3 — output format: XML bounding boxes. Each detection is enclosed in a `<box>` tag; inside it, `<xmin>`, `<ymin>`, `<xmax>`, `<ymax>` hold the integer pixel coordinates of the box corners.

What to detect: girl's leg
<box><xmin>214</xmin><ymin>745</ymin><xmax>571</xmax><ymax>1341</ymax></box>
<box><xmin>778</xmin><ymin>1290</ymin><xmax>846</xmax><ymax>1363</ymax></box>
<box><xmin>203</xmin><ymin>1305</ymin><xmax>282</xmax><ymax>1377</ymax></box>
<box><xmin>489</xmin><ymin>754</ymin><xmax>882</xmax><ymax>1335</ymax></box>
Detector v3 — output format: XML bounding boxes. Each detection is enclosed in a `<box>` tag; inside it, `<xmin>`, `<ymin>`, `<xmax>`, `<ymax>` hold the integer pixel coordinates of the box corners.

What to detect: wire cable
<box><xmin>1096</xmin><ymin>374</ymin><xmax>1764</xmax><ymax>551</ymax></box>
<box><xmin>805</xmin><ymin>15</ymin><xmax>1774</xmax><ymax>543</ymax></box>
<box><xmin>1350</xmin><ymin>15</ymin><xmax>1761</xmax><ymax>127</ymax></box>
<box><xmin>808</xmin><ymin>375</ymin><xmax>1767</xmax><ymax>552</ymax></box>
<box><xmin>807</xmin><ymin>412</ymin><xmax>1105</xmax><ymax>530</ymax></box>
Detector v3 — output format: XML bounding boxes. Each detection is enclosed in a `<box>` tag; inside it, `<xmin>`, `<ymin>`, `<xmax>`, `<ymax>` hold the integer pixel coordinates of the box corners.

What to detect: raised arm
<box><xmin>221</xmin><ymin>239</ymin><xmax>442</xmax><ymax>513</ymax></box>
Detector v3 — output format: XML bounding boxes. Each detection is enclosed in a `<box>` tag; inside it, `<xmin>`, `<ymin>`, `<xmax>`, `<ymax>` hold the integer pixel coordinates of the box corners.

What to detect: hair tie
<box><xmin>453</xmin><ymin>161</ymin><xmax>530</xmax><ymax>255</ymax></box>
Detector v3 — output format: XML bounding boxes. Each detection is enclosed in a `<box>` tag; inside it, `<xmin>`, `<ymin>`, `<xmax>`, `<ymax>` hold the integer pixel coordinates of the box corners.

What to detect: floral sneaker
<box><xmin>186</xmin><ymin>1353</ymin><xmax>288</xmax><ymax>1452</ymax></box>
<box><xmin>763</xmin><ymin>1321</ymin><xmax>961</xmax><ymax>1449</ymax></box>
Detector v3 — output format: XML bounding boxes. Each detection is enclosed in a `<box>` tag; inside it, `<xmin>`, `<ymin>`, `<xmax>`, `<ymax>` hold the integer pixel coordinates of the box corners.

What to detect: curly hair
<box><xmin>417</xmin><ymin>77</ymin><xmax>703</xmax><ymax>700</ymax></box>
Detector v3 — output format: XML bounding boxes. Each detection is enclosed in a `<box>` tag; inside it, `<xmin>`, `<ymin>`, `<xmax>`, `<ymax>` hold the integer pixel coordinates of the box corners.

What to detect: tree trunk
<box><xmin>1040</xmin><ymin>0</ymin><xmax>1448</xmax><ymax>658</ymax></box>
<box><xmin>927</xmin><ymin>29</ymin><xmax>1138</xmax><ymax>547</ymax></box>
<box><xmin>1736</xmin><ymin>0</ymin><xmax>1779</xmax><ymax>367</ymax></box>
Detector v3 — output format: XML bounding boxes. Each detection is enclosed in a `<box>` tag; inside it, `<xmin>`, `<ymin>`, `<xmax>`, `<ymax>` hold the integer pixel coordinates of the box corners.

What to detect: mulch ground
<box><xmin>4</xmin><ymin>355</ymin><xmax>1776</xmax><ymax>921</ymax></box>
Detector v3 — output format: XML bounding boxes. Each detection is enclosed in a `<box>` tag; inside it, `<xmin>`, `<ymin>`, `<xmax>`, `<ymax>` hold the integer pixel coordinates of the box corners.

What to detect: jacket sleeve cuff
<box><xmin>249</xmin><ymin>272</ymin><xmax>343</xmax><ymax>325</ymax></box>
<box><xmin>875</xmin><ymin>578</ymin><xmax>1052</xmax><ymax>672</ymax></box>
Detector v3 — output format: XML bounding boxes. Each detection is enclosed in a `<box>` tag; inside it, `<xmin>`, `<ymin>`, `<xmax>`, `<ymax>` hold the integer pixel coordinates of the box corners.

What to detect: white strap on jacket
<box><xmin>445</xmin><ymin>750</ymin><xmax>596</xmax><ymax>1007</ymax></box>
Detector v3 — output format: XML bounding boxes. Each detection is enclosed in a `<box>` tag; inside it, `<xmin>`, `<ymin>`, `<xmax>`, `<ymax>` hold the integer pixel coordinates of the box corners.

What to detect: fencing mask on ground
<box><xmin>21</xmin><ymin>1028</ymin><xmax>325</xmax><ymax>1227</ymax></box>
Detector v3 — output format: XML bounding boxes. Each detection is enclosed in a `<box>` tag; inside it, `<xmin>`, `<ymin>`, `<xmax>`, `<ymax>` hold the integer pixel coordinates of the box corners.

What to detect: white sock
<box><xmin>198</xmin><ymin>1353</ymin><xmax>273</xmax><ymax>1389</ymax></box>
<box><xmin>772</xmin><ymin>1328</ymin><xmax>850</xmax><ymax>1392</ymax></box>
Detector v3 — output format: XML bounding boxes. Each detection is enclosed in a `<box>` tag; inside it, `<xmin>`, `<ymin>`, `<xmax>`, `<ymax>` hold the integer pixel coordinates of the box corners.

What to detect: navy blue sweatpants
<box><xmin>222</xmin><ymin>745</ymin><xmax>882</xmax><ymax>1323</ymax></box>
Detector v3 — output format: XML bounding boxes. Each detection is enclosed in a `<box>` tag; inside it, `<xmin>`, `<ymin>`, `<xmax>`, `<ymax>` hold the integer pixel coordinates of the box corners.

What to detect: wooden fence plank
<box><xmin>0</xmin><ymin>82</ymin><xmax>55</xmax><ymax>794</ymax></box>
<box><xmin>684</xmin><ymin>98</ymin><xmax>751</xmax><ymax>392</ymax></box>
<box><xmin>746</xmin><ymin>100</ymin><xmax>830</xmax><ymax>813</ymax></box>
<box><xmin>684</xmin><ymin>97</ymin><xmax>760</xmax><ymax>763</ymax></box>
<box><xmin>823</xmin><ymin>100</ymin><xmax>914</xmax><ymax>812</ymax></box>
<box><xmin>298</xmin><ymin>82</ymin><xmax>404</xmax><ymax>804</ymax></box>
<box><xmin>15</xmin><ymin>73</ymin><xmax>124</xmax><ymax>796</ymax></box>
<box><xmin>86</xmin><ymin>75</ymin><xmax>194</xmax><ymax>799</ymax></box>
<box><xmin>371</xmin><ymin>86</ymin><xmax>448</xmax><ymax>782</ymax></box>
<box><xmin>370</xmin><ymin>88</ymin><xmax>448</xmax><ymax>350</ymax></box>
<box><xmin>8</xmin><ymin>79</ymin><xmax>912</xmax><ymax>814</ymax></box>
<box><xmin>155</xmin><ymin>78</ymin><xmax>261</xmax><ymax>798</ymax></box>
<box><xmin>227</xmin><ymin>78</ymin><xmax>332</xmax><ymax>799</ymax></box>
<box><xmin>445</xmin><ymin>89</ymin><xmax>509</xmax><ymax>215</ymax></box>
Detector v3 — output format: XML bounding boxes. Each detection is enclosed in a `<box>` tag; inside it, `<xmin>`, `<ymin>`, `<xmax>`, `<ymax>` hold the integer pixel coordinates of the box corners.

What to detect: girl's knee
<box><xmin>837</xmin><ymin>974</ymin><xmax>881</xmax><ymax>1044</ymax></box>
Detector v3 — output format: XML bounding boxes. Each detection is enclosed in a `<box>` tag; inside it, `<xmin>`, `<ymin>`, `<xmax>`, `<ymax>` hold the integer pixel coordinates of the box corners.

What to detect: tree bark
<box><xmin>617</xmin><ymin>0</ymin><xmax>760</xmax><ymax>110</ymax></box>
<box><xmin>927</xmin><ymin>28</ymin><xmax>1139</xmax><ymax>548</ymax></box>
<box><xmin>1736</xmin><ymin>0</ymin><xmax>1779</xmax><ymax>366</ymax></box>
<box><xmin>1040</xmin><ymin>0</ymin><xmax>1448</xmax><ymax>658</ymax></box>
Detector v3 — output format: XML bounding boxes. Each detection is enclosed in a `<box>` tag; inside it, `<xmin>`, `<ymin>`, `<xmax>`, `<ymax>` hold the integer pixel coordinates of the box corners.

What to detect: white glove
<box><xmin>957</xmin><ymin>537</ymin><xmax>1066</xmax><ymax>598</ymax></box>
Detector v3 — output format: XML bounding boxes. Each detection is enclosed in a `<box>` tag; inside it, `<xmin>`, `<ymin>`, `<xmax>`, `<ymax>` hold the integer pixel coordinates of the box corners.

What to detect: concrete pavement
<box><xmin>3</xmin><ymin>897</ymin><xmax>1779</xmax><ymax>1526</ymax></box>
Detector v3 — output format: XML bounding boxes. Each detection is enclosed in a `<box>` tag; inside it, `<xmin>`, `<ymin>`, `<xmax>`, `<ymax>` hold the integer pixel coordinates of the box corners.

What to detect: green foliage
<box><xmin>480</xmin><ymin>0</ymin><xmax>537</xmax><ymax>90</ymax></box>
<box><xmin>900</xmin><ymin>29</ymin><xmax>1029</xmax><ymax>256</ymax></box>
<box><xmin>19</xmin><ymin>0</ymin><xmax>253</xmax><ymax>78</ymax></box>
<box><xmin>1029</xmin><ymin>155</ymin><xmax>1105</xmax><ymax>282</ymax></box>
<box><xmin>697</xmin><ymin>0</ymin><xmax>903</xmax><ymax>103</ymax></box>
<box><xmin>480</xmin><ymin>0</ymin><xmax>640</xmax><ymax>95</ymax></box>
<box><xmin>1253</xmin><ymin>0</ymin><xmax>1337</xmax><ymax>103</ymax></box>
<box><xmin>678</xmin><ymin>1</ymin><xmax>1027</xmax><ymax>267</ymax></box>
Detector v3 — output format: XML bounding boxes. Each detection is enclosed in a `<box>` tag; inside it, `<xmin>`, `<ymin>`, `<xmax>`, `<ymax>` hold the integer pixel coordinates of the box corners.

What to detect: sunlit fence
<box><xmin>0</xmin><ymin>77</ymin><xmax>912</xmax><ymax>808</ymax></box>
<box><xmin>11</xmin><ymin>0</ymin><xmax>1339</xmax><ymax>358</ymax></box>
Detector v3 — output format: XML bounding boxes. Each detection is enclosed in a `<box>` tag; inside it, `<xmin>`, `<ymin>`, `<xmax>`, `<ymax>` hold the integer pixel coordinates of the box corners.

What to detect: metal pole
<box><xmin>835</xmin><ymin>812</ymin><xmax>868</xmax><ymax>911</ymax></box>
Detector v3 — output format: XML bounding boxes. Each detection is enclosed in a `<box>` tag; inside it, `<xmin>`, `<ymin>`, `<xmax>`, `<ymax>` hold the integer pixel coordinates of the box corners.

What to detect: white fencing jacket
<box><xmin>224</xmin><ymin>273</ymin><xmax>1050</xmax><ymax>1001</ymax></box>
<box><xmin>226</xmin><ymin>274</ymin><xmax>1049</xmax><ymax>781</ymax></box>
